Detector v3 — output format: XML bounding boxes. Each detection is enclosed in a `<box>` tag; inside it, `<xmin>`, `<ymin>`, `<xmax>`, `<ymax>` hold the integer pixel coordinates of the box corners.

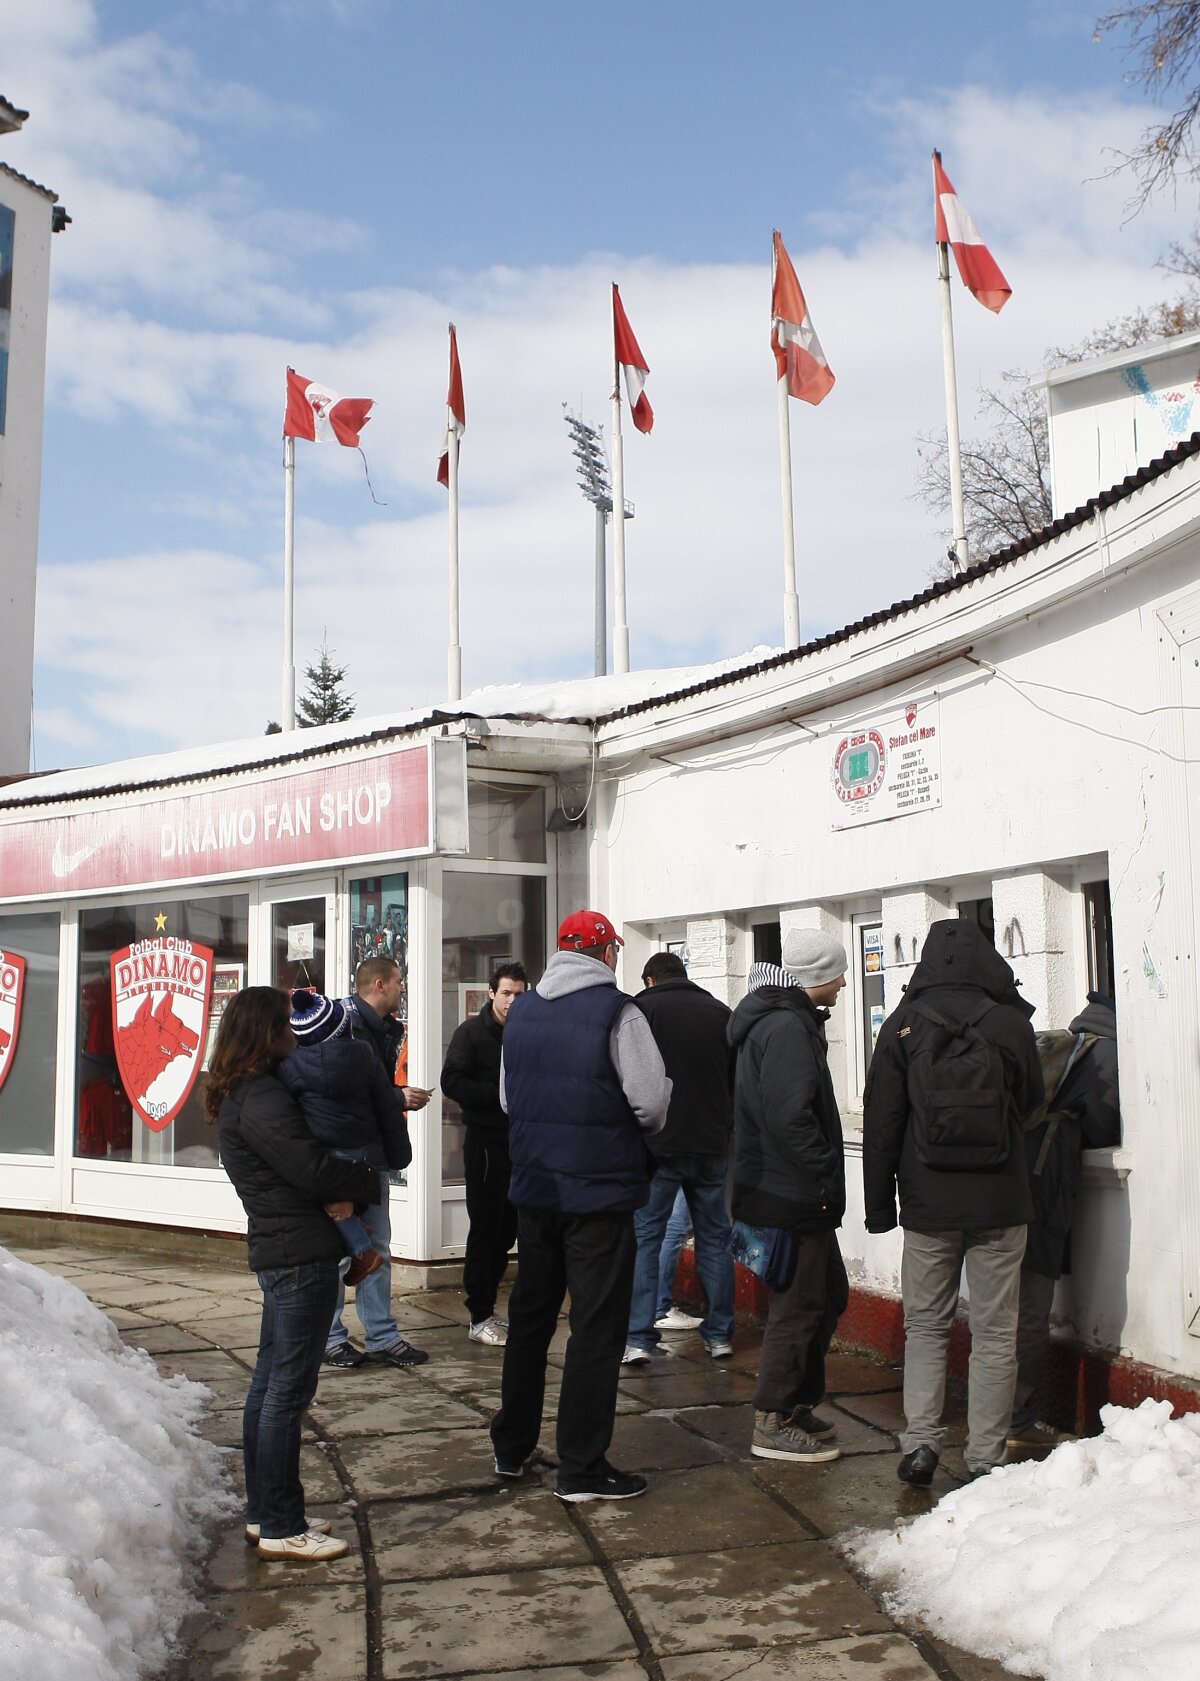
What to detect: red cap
<box><xmin>557</xmin><ymin>910</ymin><xmax>623</xmax><ymax>952</ymax></box>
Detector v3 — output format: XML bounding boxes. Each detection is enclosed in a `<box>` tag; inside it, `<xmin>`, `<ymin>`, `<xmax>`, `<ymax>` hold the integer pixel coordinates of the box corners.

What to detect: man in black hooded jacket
<box><xmin>729</xmin><ymin>929</ymin><xmax>850</xmax><ymax>1465</ymax></box>
<box><xmin>863</xmin><ymin>918</ymin><xmax>1042</xmax><ymax>1485</ymax></box>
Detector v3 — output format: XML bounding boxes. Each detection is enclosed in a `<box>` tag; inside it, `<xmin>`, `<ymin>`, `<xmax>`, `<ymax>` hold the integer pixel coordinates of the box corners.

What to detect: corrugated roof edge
<box><xmin>598</xmin><ymin>430</ymin><xmax>1200</xmax><ymax>725</ymax></box>
<box><xmin>0</xmin><ymin>707</ymin><xmax>599</xmax><ymax>811</ymax></box>
<box><xmin>0</xmin><ymin>161</ymin><xmax>58</xmax><ymax>202</ymax></box>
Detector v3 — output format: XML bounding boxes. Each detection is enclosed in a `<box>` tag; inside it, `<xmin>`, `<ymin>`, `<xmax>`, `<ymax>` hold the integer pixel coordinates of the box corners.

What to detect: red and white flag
<box><xmin>771</xmin><ymin>230</ymin><xmax>834</xmax><ymax>405</ymax></box>
<box><xmin>613</xmin><ymin>284</ymin><xmax>653</xmax><ymax>434</ymax></box>
<box><xmin>933</xmin><ymin>154</ymin><xmax>1011</xmax><ymax>314</ymax></box>
<box><xmin>436</xmin><ymin>324</ymin><xmax>466</xmax><ymax>487</ymax></box>
<box><xmin>283</xmin><ymin>369</ymin><xmax>374</xmax><ymax>447</ymax></box>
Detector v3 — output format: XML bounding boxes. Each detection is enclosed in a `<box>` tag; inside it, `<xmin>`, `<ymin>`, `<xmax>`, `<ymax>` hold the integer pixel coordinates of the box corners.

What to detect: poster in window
<box><xmin>203</xmin><ymin>962</ymin><xmax>243</xmax><ymax>1069</ymax></box>
<box><xmin>459</xmin><ymin>984</ymin><xmax>489</xmax><ymax>1022</ymax></box>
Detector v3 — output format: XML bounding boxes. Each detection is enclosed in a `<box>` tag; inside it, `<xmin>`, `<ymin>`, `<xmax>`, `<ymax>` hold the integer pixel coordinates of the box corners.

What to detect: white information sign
<box><xmin>287</xmin><ymin>922</ymin><xmax>315</xmax><ymax>962</ymax></box>
<box><xmin>830</xmin><ymin>694</ymin><xmax>942</xmax><ymax>831</ymax></box>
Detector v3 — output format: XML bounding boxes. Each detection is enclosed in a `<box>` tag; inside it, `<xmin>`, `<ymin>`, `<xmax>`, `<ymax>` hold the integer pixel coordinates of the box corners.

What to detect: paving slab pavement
<box><xmin>8</xmin><ymin>1236</ymin><xmax>1033</xmax><ymax>1681</ymax></box>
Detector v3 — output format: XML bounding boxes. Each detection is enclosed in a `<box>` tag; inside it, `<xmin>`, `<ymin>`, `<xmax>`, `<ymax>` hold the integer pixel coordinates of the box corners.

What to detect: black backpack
<box><xmin>904</xmin><ymin>997</ymin><xmax>1012</xmax><ymax>1172</ymax></box>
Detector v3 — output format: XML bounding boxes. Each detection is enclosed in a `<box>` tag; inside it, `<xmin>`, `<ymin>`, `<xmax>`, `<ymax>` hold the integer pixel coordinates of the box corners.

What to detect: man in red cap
<box><xmin>490</xmin><ymin>909</ymin><xmax>671</xmax><ymax>1503</ymax></box>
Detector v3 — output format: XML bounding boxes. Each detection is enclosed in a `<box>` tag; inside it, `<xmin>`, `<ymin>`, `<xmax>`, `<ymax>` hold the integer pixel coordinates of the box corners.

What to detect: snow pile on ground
<box><xmin>846</xmin><ymin>1399</ymin><xmax>1200</xmax><ymax>1681</ymax></box>
<box><xmin>0</xmin><ymin>1248</ymin><xmax>234</xmax><ymax>1681</ymax></box>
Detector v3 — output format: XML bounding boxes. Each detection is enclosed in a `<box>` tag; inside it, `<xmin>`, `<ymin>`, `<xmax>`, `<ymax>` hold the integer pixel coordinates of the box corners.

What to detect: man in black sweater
<box><xmin>623</xmin><ymin>951</ymin><xmax>736</xmax><ymax>1364</ymax></box>
<box><xmin>441</xmin><ymin>961</ymin><xmax>529</xmax><ymax>1345</ymax></box>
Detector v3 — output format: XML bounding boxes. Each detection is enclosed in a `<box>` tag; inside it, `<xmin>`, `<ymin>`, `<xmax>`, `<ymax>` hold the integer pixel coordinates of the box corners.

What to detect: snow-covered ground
<box><xmin>847</xmin><ymin>1399</ymin><xmax>1200</xmax><ymax>1681</ymax></box>
<box><xmin>0</xmin><ymin>1248</ymin><xmax>232</xmax><ymax>1681</ymax></box>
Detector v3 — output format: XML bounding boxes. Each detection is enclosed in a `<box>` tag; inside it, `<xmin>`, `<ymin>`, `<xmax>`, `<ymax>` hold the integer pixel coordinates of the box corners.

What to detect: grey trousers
<box><xmin>900</xmin><ymin>1223</ymin><xmax>1026</xmax><ymax>1473</ymax></box>
<box><xmin>1011</xmin><ymin>1266</ymin><xmax>1057</xmax><ymax>1431</ymax></box>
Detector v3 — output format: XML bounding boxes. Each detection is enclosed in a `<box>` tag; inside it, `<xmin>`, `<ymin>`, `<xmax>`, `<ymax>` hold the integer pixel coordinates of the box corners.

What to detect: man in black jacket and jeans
<box><xmin>622</xmin><ymin>951</ymin><xmax>736</xmax><ymax>1362</ymax></box>
<box><xmin>441</xmin><ymin>961</ymin><xmax>529</xmax><ymax>1346</ymax></box>
<box><xmin>729</xmin><ymin>930</ymin><xmax>850</xmax><ymax>1465</ymax></box>
<box><xmin>863</xmin><ymin>919</ymin><xmax>1042</xmax><ymax>1486</ymax></box>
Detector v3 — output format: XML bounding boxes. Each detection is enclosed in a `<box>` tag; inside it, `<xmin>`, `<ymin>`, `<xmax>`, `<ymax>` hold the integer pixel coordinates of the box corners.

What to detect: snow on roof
<box><xmin>0</xmin><ymin>648</ymin><xmax>781</xmax><ymax>809</ymax></box>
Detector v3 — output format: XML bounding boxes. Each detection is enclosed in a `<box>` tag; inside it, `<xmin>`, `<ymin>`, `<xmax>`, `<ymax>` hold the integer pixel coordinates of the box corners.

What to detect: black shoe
<box><xmin>493</xmin><ymin>1456</ymin><xmax>525</xmax><ymax>1478</ymax></box>
<box><xmin>366</xmin><ymin>1339</ymin><xmax>428</xmax><ymax>1368</ymax></box>
<box><xmin>322</xmin><ymin>1343</ymin><xmax>366</xmax><ymax>1368</ymax></box>
<box><xmin>555</xmin><ymin>1463</ymin><xmax>648</xmax><ymax>1504</ymax></box>
<box><xmin>897</xmin><ymin>1446</ymin><xmax>939</xmax><ymax>1487</ymax></box>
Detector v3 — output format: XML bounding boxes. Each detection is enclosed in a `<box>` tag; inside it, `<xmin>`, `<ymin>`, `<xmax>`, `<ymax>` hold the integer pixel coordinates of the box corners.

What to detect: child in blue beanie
<box><xmin>280</xmin><ymin>989</ymin><xmax>413</xmax><ymax>1286</ymax></box>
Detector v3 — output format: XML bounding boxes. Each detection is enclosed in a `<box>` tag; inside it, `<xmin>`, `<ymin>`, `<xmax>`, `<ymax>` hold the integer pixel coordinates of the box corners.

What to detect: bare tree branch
<box><xmin>1097</xmin><ymin>2</ymin><xmax>1200</xmax><ymax>203</ymax></box>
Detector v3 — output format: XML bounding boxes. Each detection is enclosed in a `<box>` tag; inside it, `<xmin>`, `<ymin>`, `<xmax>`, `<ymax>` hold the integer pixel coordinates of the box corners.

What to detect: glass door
<box><xmin>260</xmin><ymin>879</ymin><xmax>337</xmax><ymax>998</ymax></box>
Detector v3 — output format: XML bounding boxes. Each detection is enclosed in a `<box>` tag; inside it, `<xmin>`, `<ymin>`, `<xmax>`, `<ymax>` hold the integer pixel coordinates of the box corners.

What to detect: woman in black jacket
<box><xmin>207</xmin><ymin>987</ymin><xmax>381</xmax><ymax>1562</ymax></box>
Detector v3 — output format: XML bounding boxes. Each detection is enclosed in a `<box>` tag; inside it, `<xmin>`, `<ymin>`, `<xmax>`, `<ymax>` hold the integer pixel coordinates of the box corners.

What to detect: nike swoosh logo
<box><xmin>51</xmin><ymin>834</ymin><xmax>112</xmax><ymax>878</ymax></box>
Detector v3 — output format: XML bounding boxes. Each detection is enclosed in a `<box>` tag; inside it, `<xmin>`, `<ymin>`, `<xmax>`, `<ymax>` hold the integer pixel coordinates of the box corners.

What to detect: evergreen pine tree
<box><xmin>297</xmin><ymin>638</ymin><xmax>356</xmax><ymax>728</ymax></box>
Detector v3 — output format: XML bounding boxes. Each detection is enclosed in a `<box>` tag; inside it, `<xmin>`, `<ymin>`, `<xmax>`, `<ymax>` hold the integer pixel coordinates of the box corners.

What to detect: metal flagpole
<box><xmin>610</xmin><ymin>332</ymin><xmax>630</xmax><ymax>675</ymax></box>
<box><xmin>935</xmin><ymin>153</ymin><xmax>969</xmax><ymax>573</ymax></box>
<box><xmin>594</xmin><ymin>501</ymin><xmax>607</xmax><ymax>676</ymax></box>
<box><xmin>447</xmin><ymin>399</ymin><xmax>462</xmax><ymax>702</ymax></box>
<box><xmin>777</xmin><ymin>373</ymin><xmax>800</xmax><ymax>648</ymax></box>
<box><xmin>282</xmin><ymin>433</ymin><xmax>296</xmax><ymax>729</ymax></box>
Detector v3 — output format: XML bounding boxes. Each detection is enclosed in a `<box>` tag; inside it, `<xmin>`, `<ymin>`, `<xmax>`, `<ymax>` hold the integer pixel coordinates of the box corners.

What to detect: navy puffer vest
<box><xmin>504</xmin><ymin>983</ymin><xmax>650</xmax><ymax>1214</ymax></box>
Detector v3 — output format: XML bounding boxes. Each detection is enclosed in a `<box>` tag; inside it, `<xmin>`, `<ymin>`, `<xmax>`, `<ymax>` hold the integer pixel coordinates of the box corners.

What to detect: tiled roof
<box><xmin>597</xmin><ymin>432</ymin><xmax>1200</xmax><ymax>724</ymax></box>
<box><xmin>0</xmin><ymin>161</ymin><xmax>58</xmax><ymax>202</ymax></box>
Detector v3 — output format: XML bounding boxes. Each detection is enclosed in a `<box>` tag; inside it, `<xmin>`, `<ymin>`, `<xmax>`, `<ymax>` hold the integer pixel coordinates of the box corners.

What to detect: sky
<box><xmin>3</xmin><ymin>0</ymin><xmax>1199</xmax><ymax>768</ymax></box>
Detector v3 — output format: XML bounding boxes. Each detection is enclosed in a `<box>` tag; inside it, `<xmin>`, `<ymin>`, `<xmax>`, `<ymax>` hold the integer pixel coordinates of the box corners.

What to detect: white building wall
<box><xmin>601</xmin><ymin>526</ymin><xmax>1200</xmax><ymax>1383</ymax></box>
<box><xmin>0</xmin><ymin>168</ymin><xmax>55</xmax><ymax>777</ymax></box>
<box><xmin>1043</xmin><ymin>331</ymin><xmax>1200</xmax><ymax>517</ymax></box>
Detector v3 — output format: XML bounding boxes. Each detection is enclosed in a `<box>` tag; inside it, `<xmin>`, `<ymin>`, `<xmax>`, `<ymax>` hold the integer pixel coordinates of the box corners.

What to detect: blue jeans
<box><xmin>326</xmin><ymin>1158</ymin><xmax>400</xmax><ymax>1354</ymax></box>
<box><xmin>244</xmin><ymin>1260</ymin><xmax>341</xmax><ymax>1539</ymax></box>
<box><xmin>628</xmin><ymin>1156</ymin><xmax>734</xmax><ymax>1350</ymax></box>
<box><xmin>656</xmin><ymin>1188</ymin><xmax>693</xmax><ymax>1319</ymax></box>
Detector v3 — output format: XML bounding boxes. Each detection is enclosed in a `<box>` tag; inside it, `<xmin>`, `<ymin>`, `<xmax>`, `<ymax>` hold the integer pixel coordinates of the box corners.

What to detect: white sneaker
<box><xmin>621</xmin><ymin>1344</ymin><xmax>651</xmax><ymax>1365</ymax></box>
<box><xmin>706</xmin><ymin>1340</ymin><xmax>734</xmax><ymax>1359</ymax></box>
<box><xmin>654</xmin><ymin>1307</ymin><xmax>704</xmax><ymax>1331</ymax></box>
<box><xmin>257</xmin><ymin>1528</ymin><xmax>349</xmax><ymax>1562</ymax></box>
<box><xmin>469</xmin><ymin>1316</ymin><xmax>508</xmax><ymax>1347</ymax></box>
<box><xmin>245</xmin><ymin>1516</ymin><xmax>331</xmax><ymax>1543</ymax></box>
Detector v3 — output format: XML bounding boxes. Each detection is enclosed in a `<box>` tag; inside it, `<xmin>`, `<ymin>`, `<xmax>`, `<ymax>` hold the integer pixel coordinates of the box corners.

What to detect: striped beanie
<box><xmin>289</xmin><ymin>990</ymin><xmax>349</xmax><ymax>1043</ymax></box>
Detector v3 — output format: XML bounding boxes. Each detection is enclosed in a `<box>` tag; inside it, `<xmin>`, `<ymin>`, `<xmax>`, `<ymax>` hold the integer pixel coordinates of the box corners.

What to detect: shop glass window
<box><xmin>441</xmin><ymin>872</ymin><xmax>545</xmax><ymax>1182</ymax></box>
<box><xmin>466</xmin><ymin>779</ymin><xmax>545</xmax><ymax>864</ymax></box>
<box><xmin>347</xmin><ymin>874</ymin><xmax>411</xmax><ymax>1122</ymax></box>
<box><xmin>1084</xmin><ymin>880</ymin><xmax>1115</xmax><ymax>997</ymax></box>
<box><xmin>753</xmin><ymin>922</ymin><xmax>782</xmax><ymax>967</ymax></box>
<box><xmin>859</xmin><ymin>922</ymin><xmax>885</xmax><ymax>1085</ymax></box>
<box><xmin>958</xmin><ymin>897</ymin><xmax>996</xmax><ymax>946</ymax></box>
<box><xmin>76</xmin><ymin>894</ymin><xmax>248</xmax><ymax>1169</ymax></box>
<box><xmin>0</xmin><ymin>911</ymin><xmax>60</xmax><ymax>1155</ymax></box>
<box><xmin>269</xmin><ymin>895</ymin><xmax>328</xmax><ymax>993</ymax></box>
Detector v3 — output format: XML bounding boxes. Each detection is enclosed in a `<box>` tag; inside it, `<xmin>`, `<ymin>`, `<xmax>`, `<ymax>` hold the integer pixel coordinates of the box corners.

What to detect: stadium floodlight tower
<box><xmin>563</xmin><ymin>407</ymin><xmax>632</xmax><ymax>677</ymax></box>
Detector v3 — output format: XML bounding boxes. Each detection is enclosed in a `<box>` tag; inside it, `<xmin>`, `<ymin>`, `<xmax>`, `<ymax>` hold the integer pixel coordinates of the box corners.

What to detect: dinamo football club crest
<box><xmin>0</xmin><ymin>950</ymin><xmax>26</xmax><ymax>1096</ymax></box>
<box><xmin>110</xmin><ymin>937</ymin><xmax>214</xmax><ymax>1132</ymax></box>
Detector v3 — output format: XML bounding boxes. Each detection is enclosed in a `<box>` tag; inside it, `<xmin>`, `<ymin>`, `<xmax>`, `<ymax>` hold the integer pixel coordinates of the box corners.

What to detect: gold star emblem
<box><xmin>154</xmin><ymin>912</ymin><xmax>167</xmax><ymax>932</ymax></box>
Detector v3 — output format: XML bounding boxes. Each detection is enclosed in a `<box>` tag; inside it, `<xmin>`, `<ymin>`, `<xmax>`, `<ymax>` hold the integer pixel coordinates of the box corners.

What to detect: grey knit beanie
<box><xmin>781</xmin><ymin>929</ymin><xmax>848</xmax><ymax>987</ymax></box>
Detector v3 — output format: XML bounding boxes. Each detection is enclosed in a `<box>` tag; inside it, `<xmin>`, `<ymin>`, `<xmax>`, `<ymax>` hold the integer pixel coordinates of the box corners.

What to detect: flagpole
<box><xmin>610</xmin><ymin>329</ymin><xmax>630</xmax><ymax>675</ymax></box>
<box><xmin>777</xmin><ymin>374</ymin><xmax>801</xmax><ymax>649</ymax></box>
<box><xmin>934</xmin><ymin>155</ymin><xmax>969</xmax><ymax>573</ymax></box>
<box><xmin>282</xmin><ymin>433</ymin><xmax>296</xmax><ymax>729</ymax></box>
<box><xmin>447</xmin><ymin>397</ymin><xmax>462</xmax><ymax>702</ymax></box>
